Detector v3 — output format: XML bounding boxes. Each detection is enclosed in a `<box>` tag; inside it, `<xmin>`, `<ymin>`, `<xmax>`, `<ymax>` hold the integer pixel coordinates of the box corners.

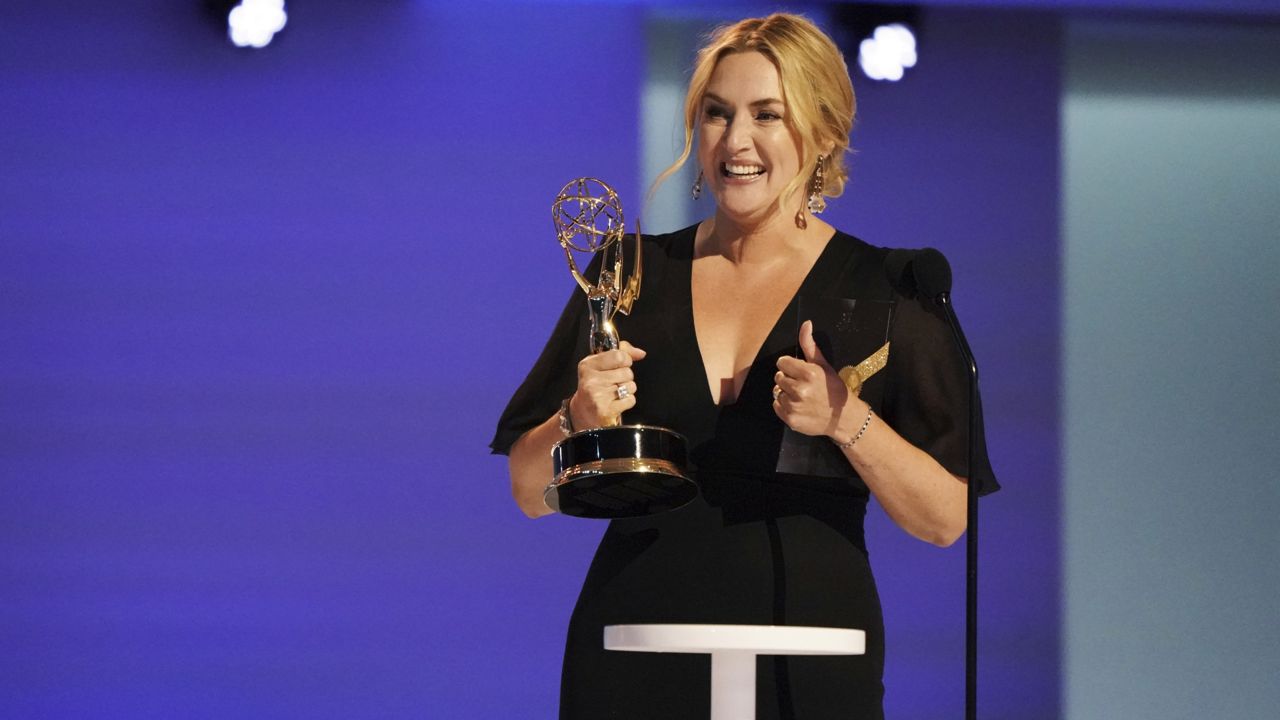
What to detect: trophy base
<box><xmin>548</xmin><ymin>425</ymin><xmax>697</xmax><ymax>519</ymax></box>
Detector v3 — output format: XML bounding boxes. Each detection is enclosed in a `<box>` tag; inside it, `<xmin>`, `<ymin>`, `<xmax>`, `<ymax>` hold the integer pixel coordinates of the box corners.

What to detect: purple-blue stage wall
<box><xmin>824</xmin><ymin>9</ymin><xmax>1062</xmax><ymax>717</ymax></box>
<box><xmin>3</xmin><ymin>2</ymin><xmax>1056</xmax><ymax>718</ymax></box>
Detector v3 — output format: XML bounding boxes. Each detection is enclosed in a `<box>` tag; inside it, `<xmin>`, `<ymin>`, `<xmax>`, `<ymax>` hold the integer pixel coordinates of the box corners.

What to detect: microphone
<box><xmin>912</xmin><ymin>247</ymin><xmax>953</xmax><ymax>299</ymax></box>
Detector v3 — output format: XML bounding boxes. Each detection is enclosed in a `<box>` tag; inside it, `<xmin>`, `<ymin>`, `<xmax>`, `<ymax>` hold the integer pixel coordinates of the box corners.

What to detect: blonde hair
<box><xmin>649</xmin><ymin>13</ymin><xmax>856</xmax><ymax>214</ymax></box>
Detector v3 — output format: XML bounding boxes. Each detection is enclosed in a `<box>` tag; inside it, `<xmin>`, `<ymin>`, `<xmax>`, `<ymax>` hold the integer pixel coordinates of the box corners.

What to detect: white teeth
<box><xmin>723</xmin><ymin>163</ymin><xmax>764</xmax><ymax>177</ymax></box>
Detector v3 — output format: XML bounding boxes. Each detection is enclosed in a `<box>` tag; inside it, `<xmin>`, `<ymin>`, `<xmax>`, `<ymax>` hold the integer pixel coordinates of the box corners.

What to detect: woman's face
<box><xmin>697</xmin><ymin>51</ymin><xmax>803</xmax><ymax>227</ymax></box>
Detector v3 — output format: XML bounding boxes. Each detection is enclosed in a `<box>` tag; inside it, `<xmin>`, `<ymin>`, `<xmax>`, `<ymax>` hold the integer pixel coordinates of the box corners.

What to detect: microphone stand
<box><xmin>891</xmin><ymin>248</ymin><xmax>982</xmax><ymax>719</ymax></box>
<box><xmin>934</xmin><ymin>289</ymin><xmax>980</xmax><ymax>720</ymax></box>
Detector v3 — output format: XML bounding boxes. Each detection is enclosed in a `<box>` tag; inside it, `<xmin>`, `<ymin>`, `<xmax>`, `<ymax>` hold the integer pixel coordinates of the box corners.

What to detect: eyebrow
<box><xmin>703</xmin><ymin>93</ymin><xmax>784</xmax><ymax>108</ymax></box>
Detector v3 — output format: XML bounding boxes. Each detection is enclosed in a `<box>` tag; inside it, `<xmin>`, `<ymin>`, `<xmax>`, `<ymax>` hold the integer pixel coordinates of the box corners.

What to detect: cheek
<box><xmin>782</xmin><ymin>130</ymin><xmax>805</xmax><ymax>169</ymax></box>
<box><xmin>696</xmin><ymin>127</ymin><xmax>720</xmax><ymax>170</ymax></box>
<box><xmin>698</xmin><ymin>121</ymin><xmax>726</xmax><ymax>147</ymax></box>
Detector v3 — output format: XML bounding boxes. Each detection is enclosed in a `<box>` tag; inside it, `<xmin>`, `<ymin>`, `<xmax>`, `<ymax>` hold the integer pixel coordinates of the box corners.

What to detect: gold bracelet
<box><xmin>834</xmin><ymin>407</ymin><xmax>874</xmax><ymax>449</ymax></box>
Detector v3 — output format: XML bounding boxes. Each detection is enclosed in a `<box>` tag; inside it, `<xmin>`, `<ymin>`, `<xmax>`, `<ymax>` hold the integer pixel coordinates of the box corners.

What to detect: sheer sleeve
<box><xmin>488</xmin><ymin>284</ymin><xmax>589</xmax><ymax>456</ymax></box>
<box><xmin>880</xmin><ymin>272</ymin><xmax>1001</xmax><ymax>495</ymax></box>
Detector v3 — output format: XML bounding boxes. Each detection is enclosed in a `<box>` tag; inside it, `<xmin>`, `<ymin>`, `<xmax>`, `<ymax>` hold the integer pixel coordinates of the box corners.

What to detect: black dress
<box><xmin>491</xmin><ymin>225</ymin><xmax>999</xmax><ymax>719</ymax></box>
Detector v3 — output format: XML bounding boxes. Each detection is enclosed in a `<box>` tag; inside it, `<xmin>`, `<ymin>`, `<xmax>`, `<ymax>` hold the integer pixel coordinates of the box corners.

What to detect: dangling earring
<box><xmin>691</xmin><ymin>171</ymin><xmax>703</xmax><ymax>200</ymax></box>
<box><xmin>807</xmin><ymin>155</ymin><xmax>828</xmax><ymax>215</ymax></box>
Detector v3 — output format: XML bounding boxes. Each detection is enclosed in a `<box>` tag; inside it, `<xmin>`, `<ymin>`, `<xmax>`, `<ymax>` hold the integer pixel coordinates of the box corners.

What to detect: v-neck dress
<box><xmin>492</xmin><ymin>224</ymin><xmax>999</xmax><ymax>719</ymax></box>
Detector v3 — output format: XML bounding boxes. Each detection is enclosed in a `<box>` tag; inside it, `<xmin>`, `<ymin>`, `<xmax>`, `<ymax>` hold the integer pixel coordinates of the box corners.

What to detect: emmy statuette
<box><xmin>545</xmin><ymin>178</ymin><xmax>698</xmax><ymax>518</ymax></box>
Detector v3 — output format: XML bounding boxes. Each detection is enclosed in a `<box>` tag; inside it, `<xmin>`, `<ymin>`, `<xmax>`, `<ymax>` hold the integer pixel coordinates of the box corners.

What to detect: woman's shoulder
<box><xmin>823</xmin><ymin>228</ymin><xmax>898</xmax><ymax>298</ymax></box>
<box><xmin>602</xmin><ymin>224</ymin><xmax>696</xmax><ymax>298</ymax></box>
<box><xmin>639</xmin><ymin>223</ymin><xmax>697</xmax><ymax>258</ymax></box>
<box><xmin>627</xmin><ymin>223</ymin><xmax>698</xmax><ymax>279</ymax></box>
<box><xmin>830</xmin><ymin>228</ymin><xmax>906</xmax><ymax>263</ymax></box>
<box><xmin>827</xmin><ymin>228</ymin><xmax>953</xmax><ymax>303</ymax></box>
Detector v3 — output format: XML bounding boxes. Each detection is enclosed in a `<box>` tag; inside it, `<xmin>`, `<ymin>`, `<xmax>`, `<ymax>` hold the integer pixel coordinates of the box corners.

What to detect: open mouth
<box><xmin>721</xmin><ymin>162</ymin><xmax>764</xmax><ymax>179</ymax></box>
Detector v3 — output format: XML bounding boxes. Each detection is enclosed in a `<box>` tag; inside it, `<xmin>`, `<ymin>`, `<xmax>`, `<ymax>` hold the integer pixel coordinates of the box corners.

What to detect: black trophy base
<box><xmin>547</xmin><ymin>425</ymin><xmax>697</xmax><ymax>519</ymax></box>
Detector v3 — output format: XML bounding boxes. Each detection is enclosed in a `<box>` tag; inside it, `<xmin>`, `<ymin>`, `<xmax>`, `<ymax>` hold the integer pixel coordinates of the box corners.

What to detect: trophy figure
<box><xmin>545</xmin><ymin>178</ymin><xmax>698</xmax><ymax>518</ymax></box>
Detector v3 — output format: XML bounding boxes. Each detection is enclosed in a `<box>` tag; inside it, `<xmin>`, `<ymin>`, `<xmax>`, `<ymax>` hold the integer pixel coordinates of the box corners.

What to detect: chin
<box><xmin>715</xmin><ymin>196</ymin><xmax>781</xmax><ymax>226</ymax></box>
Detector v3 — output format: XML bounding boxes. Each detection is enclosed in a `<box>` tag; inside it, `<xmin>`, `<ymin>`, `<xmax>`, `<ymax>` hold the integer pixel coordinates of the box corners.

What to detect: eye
<box><xmin>756</xmin><ymin>110</ymin><xmax>782</xmax><ymax>122</ymax></box>
<box><xmin>703</xmin><ymin>104</ymin><xmax>730</xmax><ymax>122</ymax></box>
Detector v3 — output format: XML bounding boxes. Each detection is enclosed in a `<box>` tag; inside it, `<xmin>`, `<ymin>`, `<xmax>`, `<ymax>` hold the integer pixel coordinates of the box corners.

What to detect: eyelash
<box><xmin>704</xmin><ymin>107</ymin><xmax>782</xmax><ymax>122</ymax></box>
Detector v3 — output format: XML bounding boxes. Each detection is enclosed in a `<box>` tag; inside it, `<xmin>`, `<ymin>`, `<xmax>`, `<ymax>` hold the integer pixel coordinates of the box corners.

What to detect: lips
<box><xmin>721</xmin><ymin>162</ymin><xmax>764</xmax><ymax>179</ymax></box>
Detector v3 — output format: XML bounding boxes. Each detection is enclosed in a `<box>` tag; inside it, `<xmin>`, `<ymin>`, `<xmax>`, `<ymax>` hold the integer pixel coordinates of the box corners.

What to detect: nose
<box><xmin>723</xmin><ymin>114</ymin><xmax>751</xmax><ymax>153</ymax></box>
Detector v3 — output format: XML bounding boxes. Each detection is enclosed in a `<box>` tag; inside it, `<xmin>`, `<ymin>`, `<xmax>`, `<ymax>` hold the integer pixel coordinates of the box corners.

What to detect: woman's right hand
<box><xmin>569</xmin><ymin>341</ymin><xmax>646</xmax><ymax>429</ymax></box>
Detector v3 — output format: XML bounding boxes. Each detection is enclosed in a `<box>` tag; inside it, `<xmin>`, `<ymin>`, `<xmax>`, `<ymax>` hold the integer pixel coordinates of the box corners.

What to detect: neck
<box><xmin>700</xmin><ymin>204</ymin><xmax>832</xmax><ymax>266</ymax></box>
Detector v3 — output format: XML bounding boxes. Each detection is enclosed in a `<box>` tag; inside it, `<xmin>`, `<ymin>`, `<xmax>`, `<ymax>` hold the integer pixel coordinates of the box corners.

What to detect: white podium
<box><xmin>604</xmin><ymin>624</ymin><xmax>865</xmax><ymax>720</ymax></box>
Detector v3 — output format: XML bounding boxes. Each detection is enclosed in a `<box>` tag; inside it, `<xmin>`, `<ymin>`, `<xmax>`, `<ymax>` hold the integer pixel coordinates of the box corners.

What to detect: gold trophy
<box><xmin>544</xmin><ymin>178</ymin><xmax>698</xmax><ymax>518</ymax></box>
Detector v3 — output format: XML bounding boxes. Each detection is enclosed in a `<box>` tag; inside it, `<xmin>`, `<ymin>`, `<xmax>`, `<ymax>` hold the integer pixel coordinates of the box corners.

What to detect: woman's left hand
<box><xmin>775</xmin><ymin>322</ymin><xmax>967</xmax><ymax>547</ymax></box>
<box><xmin>773</xmin><ymin>320</ymin><xmax>854</xmax><ymax>438</ymax></box>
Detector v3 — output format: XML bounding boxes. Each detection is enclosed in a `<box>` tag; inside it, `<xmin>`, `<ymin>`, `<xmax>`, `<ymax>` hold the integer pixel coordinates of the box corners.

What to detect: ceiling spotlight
<box><xmin>227</xmin><ymin>0</ymin><xmax>287</xmax><ymax>49</ymax></box>
<box><xmin>858</xmin><ymin>23</ymin><xmax>918</xmax><ymax>82</ymax></box>
<box><xmin>832</xmin><ymin>3</ymin><xmax>922</xmax><ymax>84</ymax></box>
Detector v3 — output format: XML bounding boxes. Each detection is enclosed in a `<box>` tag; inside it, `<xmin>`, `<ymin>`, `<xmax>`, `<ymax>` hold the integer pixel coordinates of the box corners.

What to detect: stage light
<box><xmin>227</xmin><ymin>0</ymin><xmax>287</xmax><ymax>49</ymax></box>
<box><xmin>831</xmin><ymin>3</ymin><xmax>922</xmax><ymax>84</ymax></box>
<box><xmin>858</xmin><ymin>23</ymin><xmax>917</xmax><ymax>82</ymax></box>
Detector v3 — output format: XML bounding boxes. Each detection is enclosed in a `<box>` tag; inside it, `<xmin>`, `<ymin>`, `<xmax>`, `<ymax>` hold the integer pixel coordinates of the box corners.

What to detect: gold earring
<box><xmin>807</xmin><ymin>155</ymin><xmax>827</xmax><ymax>215</ymax></box>
<box><xmin>691</xmin><ymin>171</ymin><xmax>703</xmax><ymax>200</ymax></box>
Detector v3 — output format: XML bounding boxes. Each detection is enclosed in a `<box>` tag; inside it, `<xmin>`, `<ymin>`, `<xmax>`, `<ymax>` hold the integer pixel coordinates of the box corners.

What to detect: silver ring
<box><xmin>616</xmin><ymin>384</ymin><xmax>631</xmax><ymax>401</ymax></box>
<box><xmin>772</xmin><ymin>386</ymin><xmax>782</xmax><ymax>403</ymax></box>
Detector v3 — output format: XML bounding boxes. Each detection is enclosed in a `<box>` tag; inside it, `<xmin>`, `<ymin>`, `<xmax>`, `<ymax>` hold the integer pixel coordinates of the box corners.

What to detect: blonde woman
<box><xmin>493</xmin><ymin>13</ymin><xmax>999</xmax><ymax>719</ymax></box>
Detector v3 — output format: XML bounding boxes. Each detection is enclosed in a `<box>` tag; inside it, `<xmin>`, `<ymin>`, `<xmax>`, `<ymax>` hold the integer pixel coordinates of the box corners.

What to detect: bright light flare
<box><xmin>858</xmin><ymin>23</ymin><xmax>918</xmax><ymax>82</ymax></box>
<box><xmin>228</xmin><ymin>0</ymin><xmax>287</xmax><ymax>49</ymax></box>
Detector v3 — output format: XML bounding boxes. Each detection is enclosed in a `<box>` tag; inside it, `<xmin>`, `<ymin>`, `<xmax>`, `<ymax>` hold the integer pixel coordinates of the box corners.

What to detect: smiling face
<box><xmin>697</xmin><ymin>51</ymin><xmax>804</xmax><ymax>229</ymax></box>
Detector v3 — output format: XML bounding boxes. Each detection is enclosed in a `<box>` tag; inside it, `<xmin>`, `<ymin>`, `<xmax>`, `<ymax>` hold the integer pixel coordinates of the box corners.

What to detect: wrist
<box><xmin>557</xmin><ymin>397</ymin><xmax>576</xmax><ymax>437</ymax></box>
<box><xmin>831</xmin><ymin>400</ymin><xmax>873</xmax><ymax>449</ymax></box>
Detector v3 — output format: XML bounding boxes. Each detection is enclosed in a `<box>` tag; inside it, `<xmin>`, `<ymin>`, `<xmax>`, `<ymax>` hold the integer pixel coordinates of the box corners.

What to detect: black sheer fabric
<box><xmin>491</xmin><ymin>225</ymin><xmax>999</xmax><ymax>719</ymax></box>
<box><xmin>489</xmin><ymin>281</ymin><xmax>588</xmax><ymax>457</ymax></box>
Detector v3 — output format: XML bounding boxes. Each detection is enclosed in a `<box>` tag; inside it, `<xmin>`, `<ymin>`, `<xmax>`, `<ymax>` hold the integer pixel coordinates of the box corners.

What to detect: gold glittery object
<box><xmin>837</xmin><ymin>341</ymin><xmax>890</xmax><ymax>398</ymax></box>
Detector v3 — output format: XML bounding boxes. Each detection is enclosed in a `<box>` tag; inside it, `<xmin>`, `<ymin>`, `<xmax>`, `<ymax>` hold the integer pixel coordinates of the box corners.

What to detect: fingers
<box><xmin>572</xmin><ymin>344</ymin><xmax>645</xmax><ymax>428</ymax></box>
<box><xmin>582</xmin><ymin>365</ymin><xmax>635</xmax><ymax>386</ymax></box>
<box><xmin>776</xmin><ymin>355</ymin><xmax>824</xmax><ymax>385</ymax></box>
<box><xmin>772</xmin><ymin>370</ymin><xmax>820</xmax><ymax>413</ymax></box>
<box><xmin>797</xmin><ymin>319</ymin><xmax>831</xmax><ymax>369</ymax></box>
<box><xmin>773</xmin><ymin>335</ymin><xmax>847</xmax><ymax>437</ymax></box>
<box><xmin>614</xmin><ymin>380</ymin><xmax>638</xmax><ymax>400</ymax></box>
<box><xmin>582</xmin><ymin>347</ymin><xmax>635</xmax><ymax>371</ymax></box>
<box><xmin>620</xmin><ymin>341</ymin><xmax>647</xmax><ymax>361</ymax></box>
<box><xmin>775</xmin><ymin>356</ymin><xmax>824</xmax><ymax>412</ymax></box>
<box><xmin>579</xmin><ymin>343</ymin><xmax>645</xmax><ymax>373</ymax></box>
<box><xmin>773</xmin><ymin>370</ymin><xmax>804</xmax><ymax>398</ymax></box>
<box><xmin>570</xmin><ymin>378</ymin><xmax>637</xmax><ymax>429</ymax></box>
<box><xmin>798</xmin><ymin>319</ymin><xmax>817</xmax><ymax>362</ymax></box>
<box><xmin>576</xmin><ymin>359</ymin><xmax>635</xmax><ymax>400</ymax></box>
<box><xmin>578</xmin><ymin>346</ymin><xmax>640</xmax><ymax>387</ymax></box>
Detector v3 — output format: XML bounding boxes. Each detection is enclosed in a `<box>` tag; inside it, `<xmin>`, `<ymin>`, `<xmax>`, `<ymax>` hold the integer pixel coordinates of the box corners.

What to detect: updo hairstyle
<box><xmin>651</xmin><ymin>13</ymin><xmax>857</xmax><ymax>213</ymax></box>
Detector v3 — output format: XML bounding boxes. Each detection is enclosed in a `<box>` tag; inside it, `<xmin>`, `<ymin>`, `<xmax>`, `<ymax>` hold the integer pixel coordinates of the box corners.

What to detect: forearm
<box><xmin>834</xmin><ymin>400</ymin><xmax>967</xmax><ymax>547</ymax></box>
<box><xmin>508</xmin><ymin>413</ymin><xmax>564</xmax><ymax>518</ymax></box>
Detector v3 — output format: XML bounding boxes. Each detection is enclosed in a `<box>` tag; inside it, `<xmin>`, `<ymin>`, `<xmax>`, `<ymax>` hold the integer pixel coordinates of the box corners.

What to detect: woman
<box><xmin>492</xmin><ymin>13</ymin><xmax>998</xmax><ymax>719</ymax></box>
